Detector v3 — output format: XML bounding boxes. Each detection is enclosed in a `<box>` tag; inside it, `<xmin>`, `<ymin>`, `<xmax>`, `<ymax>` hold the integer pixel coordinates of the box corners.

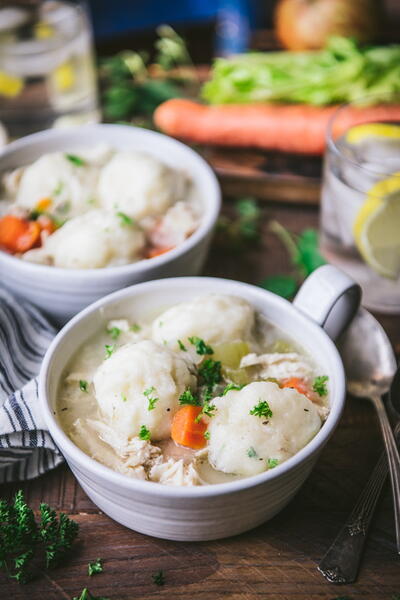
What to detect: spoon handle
<box><xmin>318</xmin><ymin>422</ymin><xmax>400</xmax><ymax>583</ymax></box>
<box><xmin>372</xmin><ymin>395</ymin><xmax>400</xmax><ymax>553</ymax></box>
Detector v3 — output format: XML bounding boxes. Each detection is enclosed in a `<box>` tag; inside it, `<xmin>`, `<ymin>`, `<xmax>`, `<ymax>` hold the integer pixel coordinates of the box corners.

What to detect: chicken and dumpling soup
<box><xmin>58</xmin><ymin>294</ymin><xmax>329</xmax><ymax>486</ymax></box>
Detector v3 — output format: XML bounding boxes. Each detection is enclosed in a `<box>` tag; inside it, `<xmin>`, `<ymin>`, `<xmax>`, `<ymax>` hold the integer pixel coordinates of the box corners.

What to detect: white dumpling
<box><xmin>42</xmin><ymin>209</ymin><xmax>145</xmax><ymax>269</ymax></box>
<box><xmin>152</xmin><ymin>294</ymin><xmax>255</xmax><ymax>350</ymax></box>
<box><xmin>14</xmin><ymin>152</ymin><xmax>99</xmax><ymax>218</ymax></box>
<box><xmin>97</xmin><ymin>151</ymin><xmax>186</xmax><ymax>219</ymax></box>
<box><xmin>208</xmin><ymin>381</ymin><xmax>321</xmax><ymax>477</ymax></box>
<box><xmin>93</xmin><ymin>340</ymin><xmax>196</xmax><ymax>441</ymax></box>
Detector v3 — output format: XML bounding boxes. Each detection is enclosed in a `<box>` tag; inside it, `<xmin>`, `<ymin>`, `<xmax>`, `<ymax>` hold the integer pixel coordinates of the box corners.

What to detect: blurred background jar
<box><xmin>0</xmin><ymin>0</ymin><xmax>99</xmax><ymax>138</ymax></box>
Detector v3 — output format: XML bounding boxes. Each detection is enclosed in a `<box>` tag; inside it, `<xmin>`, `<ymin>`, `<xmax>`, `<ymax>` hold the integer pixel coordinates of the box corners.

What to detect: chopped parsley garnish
<box><xmin>189</xmin><ymin>336</ymin><xmax>214</xmax><ymax>355</ymax></box>
<box><xmin>116</xmin><ymin>211</ymin><xmax>134</xmax><ymax>226</ymax></box>
<box><xmin>179</xmin><ymin>388</ymin><xmax>201</xmax><ymax>406</ymax></box>
<box><xmin>122</xmin><ymin>394</ymin><xmax>127</xmax><ymax>402</ymax></box>
<box><xmin>223</xmin><ymin>383</ymin><xmax>244</xmax><ymax>395</ymax></box>
<box><xmin>195</xmin><ymin>399</ymin><xmax>216</xmax><ymax>423</ymax></box>
<box><xmin>204</xmin><ymin>431</ymin><xmax>210</xmax><ymax>440</ymax></box>
<box><xmin>107</xmin><ymin>326</ymin><xmax>121</xmax><ymax>340</ymax></box>
<box><xmin>73</xmin><ymin>589</ymin><xmax>110</xmax><ymax>600</ymax></box>
<box><xmin>79</xmin><ymin>380</ymin><xmax>89</xmax><ymax>393</ymax></box>
<box><xmin>53</xmin><ymin>181</ymin><xmax>64</xmax><ymax>196</ymax></box>
<box><xmin>104</xmin><ymin>344</ymin><xmax>116</xmax><ymax>359</ymax></box>
<box><xmin>198</xmin><ymin>358</ymin><xmax>222</xmax><ymax>388</ymax></box>
<box><xmin>313</xmin><ymin>375</ymin><xmax>329</xmax><ymax>397</ymax></box>
<box><xmin>139</xmin><ymin>425</ymin><xmax>151</xmax><ymax>440</ymax></box>
<box><xmin>152</xmin><ymin>569</ymin><xmax>165</xmax><ymax>586</ymax></box>
<box><xmin>0</xmin><ymin>490</ymin><xmax>79</xmax><ymax>584</ymax></box>
<box><xmin>130</xmin><ymin>323</ymin><xmax>141</xmax><ymax>332</ymax></box>
<box><xmin>88</xmin><ymin>558</ymin><xmax>103</xmax><ymax>576</ymax></box>
<box><xmin>65</xmin><ymin>153</ymin><xmax>86</xmax><ymax>167</ymax></box>
<box><xmin>247</xmin><ymin>446</ymin><xmax>257</xmax><ymax>458</ymax></box>
<box><xmin>144</xmin><ymin>387</ymin><xmax>159</xmax><ymax>410</ymax></box>
<box><xmin>177</xmin><ymin>339</ymin><xmax>187</xmax><ymax>351</ymax></box>
<box><xmin>250</xmin><ymin>400</ymin><xmax>273</xmax><ymax>419</ymax></box>
<box><xmin>267</xmin><ymin>458</ymin><xmax>279</xmax><ymax>469</ymax></box>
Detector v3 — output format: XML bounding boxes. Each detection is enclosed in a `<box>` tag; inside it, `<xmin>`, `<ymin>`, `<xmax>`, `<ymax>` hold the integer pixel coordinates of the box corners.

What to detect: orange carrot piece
<box><xmin>154</xmin><ymin>99</ymin><xmax>400</xmax><ymax>155</ymax></box>
<box><xmin>15</xmin><ymin>221</ymin><xmax>41</xmax><ymax>253</ymax></box>
<box><xmin>146</xmin><ymin>246</ymin><xmax>174</xmax><ymax>259</ymax></box>
<box><xmin>37</xmin><ymin>214</ymin><xmax>56</xmax><ymax>235</ymax></box>
<box><xmin>281</xmin><ymin>377</ymin><xmax>312</xmax><ymax>399</ymax></box>
<box><xmin>36</xmin><ymin>197</ymin><xmax>53</xmax><ymax>212</ymax></box>
<box><xmin>171</xmin><ymin>405</ymin><xmax>207</xmax><ymax>450</ymax></box>
<box><xmin>0</xmin><ymin>215</ymin><xmax>28</xmax><ymax>252</ymax></box>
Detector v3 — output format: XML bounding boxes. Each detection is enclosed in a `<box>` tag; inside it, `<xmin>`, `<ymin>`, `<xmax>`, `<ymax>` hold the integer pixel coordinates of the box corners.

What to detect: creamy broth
<box><xmin>57</xmin><ymin>295</ymin><xmax>329</xmax><ymax>486</ymax></box>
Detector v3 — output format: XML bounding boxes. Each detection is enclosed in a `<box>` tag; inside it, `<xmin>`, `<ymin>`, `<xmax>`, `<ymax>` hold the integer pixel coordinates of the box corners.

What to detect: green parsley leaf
<box><xmin>144</xmin><ymin>387</ymin><xmax>159</xmax><ymax>411</ymax></box>
<box><xmin>188</xmin><ymin>336</ymin><xmax>214</xmax><ymax>355</ymax></box>
<box><xmin>139</xmin><ymin>425</ymin><xmax>151</xmax><ymax>440</ymax></box>
<box><xmin>204</xmin><ymin>431</ymin><xmax>210</xmax><ymax>440</ymax></box>
<box><xmin>267</xmin><ymin>458</ymin><xmax>279</xmax><ymax>469</ymax></box>
<box><xmin>198</xmin><ymin>358</ymin><xmax>222</xmax><ymax>388</ymax></box>
<box><xmin>195</xmin><ymin>399</ymin><xmax>216</xmax><ymax>423</ymax></box>
<box><xmin>223</xmin><ymin>383</ymin><xmax>244</xmax><ymax>395</ymax></box>
<box><xmin>247</xmin><ymin>447</ymin><xmax>257</xmax><ymax>458</ymax></box>
<box><xmin>104</xmin><ymin>344</ymin><xmax>116</xmax><ymax>359</ymax></box>
<box><xmin>88</xmin><ymin>558</ymin><xmax>103</xmax><ymax>576</ymax></box>
<box><xmin>53</xmin><ymin>181</ymin><xmax>64</xmax><ymax>196</ymax></box>
<box><xmin>122</xmin><ymin>394</ymin><xmax>127</xmax><ymax>402</ymax></box>
<box><xmin>79</xmin><ymin>380</ymin><xmax>89</xmax><ymax>393</ymax></box>
<box><xmin>250</xmin><ymin>400</ymin><xmax>273</xmax><ymax>419</ymax></box>
<box><xmin>130</xmin><ymin>323</ymin><xmax>141</xmax><ymax>332</ymax></box>
<box><xmin>313</xmin><ymin>375</ymin><xmax>329</xmax><ymax>397</ymax></box>
<box><xmin>73</xmin><ymin>589</ymin><xmax>110</xmax><ymax>600</ymax></box>
<box><xmin>116</xmin><ymin>211</ymin><xmax>134</xmax><ymax>226</ymax></box>
<box><xmin>152</xmin><ymin>569</ymin><xmax>165</xmax><ymax>586</ymax></box>
<box><xmin>65</xmin><ymin>153</ymin><xmax>86</xmax><ymax>167</ymax></box>
<box><xmin>107</xmin><ymin>326</ymin><xmax>121</xmax><ymax>340</ymax></box>
<box><xmin>177</xmin><ymin>339</ymin><xmax>187</xmax><ymax>351</ymax></box>
<box><xmin>259</xmin><ymin>274</ymin><xmax>298</xmax><ymax>300</ymax></box>
<box><xmin>179</xmin><ymin>388</ymin><xmax>201</xmax><ymax>406</ymax></box>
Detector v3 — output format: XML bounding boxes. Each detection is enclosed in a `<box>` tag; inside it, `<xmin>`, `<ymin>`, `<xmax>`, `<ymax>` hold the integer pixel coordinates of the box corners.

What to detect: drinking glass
<box><xmin>0</xmin><ymin>1</ymin><xmax>99</xmax><ymax>138</ymax></box>
<box><xmin>320</xmin><ymin>96</ymin><xmax>400</xmax><ymax>313</ymax></box>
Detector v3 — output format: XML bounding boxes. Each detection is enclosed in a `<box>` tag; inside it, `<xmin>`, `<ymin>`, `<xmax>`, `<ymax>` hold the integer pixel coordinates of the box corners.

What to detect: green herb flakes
<box><xmin>179</xmin><ymin>388</ymin><xmax>201</xmax><ymax>406</ymax></box>
<box><xmin>139</xmin><ymin>425</ymin><xmax>151</xmax><ymax>440</ymax></box>
<box><xmin>116</xmin><ymin>211</ymin><xmax>134</xmax><ymax>226</ymax></box>
<box><xmin>122</xmin><ymin>394</ymin><xmax>127</xmax><ymax>402</ymax></box>
<box><xmin>267</xmin><ymin>458</ymin><xmax>279</xmax><ymax>469</ymax></box>
<box><xmin>130</xmin><ymin>323</ymin><xmax>141</xmax><ymax>332</ymax></box>
<box><xmin>65</xmin><ymin>153</ymin><xmax>86</xmax><ymax>167</ymax></box>
<box><xmin>53</xmin><ymin>181</ymin><xmax>64</xmax><ymax>196</ymax></box>
<box><xmin>107</xmin><ymin>326</ymin><xmax>121</xmax><ymax>340</ymax></box>
<box><xmin>313</xmin><ymin>375</ymin><xmax>329</xmax><ymax>397</ymax></box>
<box><xmin>73</xmin><ymin>589</ymin><xmax>110</xmax><ymax>600</ymax></box>
<box><xmin>177</xmin><ymin>339</ymin><xmax>187</xmax><ymax>351</ymax></box>
<box><xmin>204</xmin><ymin>431</ymin><xmax>210</xmax><ymax>440</ymax></box>
<box><xmin>247</xmin><ymin>447</ymin><xmax>257</xmax><ymax>458</ymax></box>
<box><xmin>188</xmin><ymin>336</ymin><xmax>213</xmax><ymax>355</ymax></box>
<box><xmin>195</xmin><ymin>399</ymin><xmax>216</xmax><ymax>423</ymax></box>
<box><xmin>79</xmin><ymin>380</ymin><xmax>89</xmax><ymax>393</ymax></box>
<box><xmin>144</xmin><ymin>387</ymin><xmax>159</xmax><ymax>410</ymax></box>
<box><xmin>250</xmin><ymin>400</ymin><xmax>273</xmax><ymax>419</ymax></box>
<box><xmin>152</xmin><ymin>569</ymin><xmax>165</xmax><ymax>586</ymax></box>
<box><xmin>223</xmin><ymin>383</ymin><xmax>244</xmax><ymax>395</ymax></box>
<box><xmin>88</xmin><ymin>557</ymin><xmax>103</xmax><ymax>576</ymax></box>
<box><xmin>104</xmin><ymin>344</ymin><xmax>116</xmax><ymax>359</ymax></box>
<box><xmin>198</xmin><ymin>358</ymin><xmax>222</xmax><ymax>388</ymax></box>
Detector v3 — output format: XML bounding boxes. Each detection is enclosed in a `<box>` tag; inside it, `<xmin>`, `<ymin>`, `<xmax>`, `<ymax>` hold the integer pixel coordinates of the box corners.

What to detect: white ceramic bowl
<box><xmin>39</xmin><ymin>265</ymin><xmax>361</xmax><ymax>541</ymax></box>
<box><xmin>0</xmin><ymin>124</ymin><xmax>221</xmax><ymax>324</ymax></box>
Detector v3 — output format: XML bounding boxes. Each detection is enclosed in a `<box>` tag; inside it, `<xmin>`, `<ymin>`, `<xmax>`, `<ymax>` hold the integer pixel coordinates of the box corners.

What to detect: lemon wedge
<box><xmin>346</xmin><ymin>123</ymin><xmax>400</xmax><ymax>145</ymax></box>
<box><xmin>353</xmin><ymin>172</ymin><xmax>400</xmax><ymax>279</ymax></box>
<box><xmin>0</xmin><ymin>71</ymin><xmax>23</xmax><ymax>97</ymax></box>
<box><xmin>53</xmin><ymin>61</ymin><xmax>75</xmax><ymax>92</ymax></box>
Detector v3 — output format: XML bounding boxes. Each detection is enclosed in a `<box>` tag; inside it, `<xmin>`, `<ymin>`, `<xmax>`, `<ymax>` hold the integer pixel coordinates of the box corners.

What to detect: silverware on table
<box><xmin>318</xmin><ymin>309</ymin><xmax>399</xmax><ymax>583</ymax></box>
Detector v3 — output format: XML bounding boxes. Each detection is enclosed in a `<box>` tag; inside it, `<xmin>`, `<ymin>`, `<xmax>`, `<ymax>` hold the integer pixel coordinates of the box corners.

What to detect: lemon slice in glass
<box><xmin>353</xmin><ymin>172</ymin><xmax>400</xmax><ymax>279</ymax></box>
<box><xmin>346</xmin><ymin>123</ymin><xmax>400</xmax><ymax>145</ymax></box>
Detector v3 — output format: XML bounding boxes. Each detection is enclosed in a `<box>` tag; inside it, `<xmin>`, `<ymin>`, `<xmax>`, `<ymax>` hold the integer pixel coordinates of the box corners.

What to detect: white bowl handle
<box><xmin>293</xmin><ymin>265</ymin><xmax>361</xmax><ymax>341</ymax></box>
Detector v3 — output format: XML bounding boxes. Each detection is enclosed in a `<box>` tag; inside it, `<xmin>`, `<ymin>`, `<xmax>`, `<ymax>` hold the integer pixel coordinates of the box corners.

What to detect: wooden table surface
<box><xmin>2</xmin><ymin>200</ymin><xmax>400</xmax><ymax>600</ymax></box>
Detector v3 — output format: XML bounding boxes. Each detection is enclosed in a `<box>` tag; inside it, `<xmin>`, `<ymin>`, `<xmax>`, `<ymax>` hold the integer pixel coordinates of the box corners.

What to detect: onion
<box><xmin>274</xmin><ymin>0</ymin><xmax>382</xmax><ymax>51</ymax></box>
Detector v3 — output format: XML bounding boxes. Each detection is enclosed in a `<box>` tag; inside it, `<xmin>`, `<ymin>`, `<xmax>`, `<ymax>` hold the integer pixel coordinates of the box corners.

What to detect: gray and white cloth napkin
<box><xmin>0</xmin><ymin>288</ymin><xmax>63</xmax><ymax>483</ymax></box>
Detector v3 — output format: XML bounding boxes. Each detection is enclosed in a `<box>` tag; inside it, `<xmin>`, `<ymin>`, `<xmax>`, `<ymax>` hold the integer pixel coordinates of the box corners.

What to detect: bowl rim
<box><xmin>0</xmin><ymin>124</ymin><xmax>221</xmax><ymax>279</ymax></box>
<box><xmin>39</xmin><ymin>276</ymin><xmax>346</xmax><ymax>498</ymax></box>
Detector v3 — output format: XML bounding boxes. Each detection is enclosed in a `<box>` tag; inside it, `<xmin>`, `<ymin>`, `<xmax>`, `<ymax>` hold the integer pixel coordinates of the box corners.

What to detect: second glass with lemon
<box><xmin>320</xmin><ymin>102</ymin><xmax>400</xmax><ymax>313</ymax></box>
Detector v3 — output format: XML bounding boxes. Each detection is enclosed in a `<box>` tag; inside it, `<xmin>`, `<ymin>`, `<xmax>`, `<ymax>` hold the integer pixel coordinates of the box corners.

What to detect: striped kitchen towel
<box><xmin>0</xmin><ymin>288</ymin><xmax>63</xmax><ymax>483</ymax></box>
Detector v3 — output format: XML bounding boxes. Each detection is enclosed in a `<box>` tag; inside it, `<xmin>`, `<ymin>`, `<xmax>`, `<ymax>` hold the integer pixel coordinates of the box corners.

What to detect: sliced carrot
<box><xmin>36</xmin><ymin>197</ymin><xmax>53</xmax><ymax>212</ymax></box>
<box><xmin>15</xmin><ymin>221</ymin><xmax>41</xmax><ymax>252</ymax></box>
<box><xmin>0</xmin><ymin>215</ymin><xmax>42</xmax><ymax>254</ymax></box>
<box><xmin>171</xmin><ymin>405</ymin><xmax>207</xmax><ymax>450</ymax></box>
<box><xmin>37</xmin><ymin>214</ymin><xmax>56</xmax><ymax>235</ymax></box>
<box><xmin>281</xmin><ymin>377</ymin><xmax>312</xmax><ymax>399</ymax></box>
<box><xmin>146</xmin><ymin>246</ymin><xmax>174</xmax><ymax>259</ymax></box>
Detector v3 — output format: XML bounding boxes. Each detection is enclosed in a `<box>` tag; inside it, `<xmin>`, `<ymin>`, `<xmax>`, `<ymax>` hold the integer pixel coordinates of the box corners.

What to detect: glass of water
<box><xmin>0</xmin><ymin>1</ymin><xmax>99</xmax><ymax>138</ymax></box>
<box><xmin>320</xmin><ymin>96</ymin><xmax>400</xmax><ymax>314</ymax></box>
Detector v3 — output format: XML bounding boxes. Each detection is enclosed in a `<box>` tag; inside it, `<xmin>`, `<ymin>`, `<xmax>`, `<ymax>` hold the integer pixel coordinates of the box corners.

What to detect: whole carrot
<box><xmin>154</xmin><ymin>99</ymin><xmax>400</xmax><ymax>155</ymax></box>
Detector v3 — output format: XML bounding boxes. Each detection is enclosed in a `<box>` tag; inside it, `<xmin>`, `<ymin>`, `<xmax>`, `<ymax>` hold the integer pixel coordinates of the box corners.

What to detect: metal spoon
<box><xmin>318</xmin><ymin>309</ymin><xmax>399</xmax><ymax>583</ymax></box>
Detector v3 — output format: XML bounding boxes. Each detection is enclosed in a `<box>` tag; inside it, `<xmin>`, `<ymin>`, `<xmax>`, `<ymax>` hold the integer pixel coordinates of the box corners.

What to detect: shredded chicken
<box><xmin>240</xmin><ymin>352</ymin><xmax>314</xmax><ymax>380</ymax></box>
